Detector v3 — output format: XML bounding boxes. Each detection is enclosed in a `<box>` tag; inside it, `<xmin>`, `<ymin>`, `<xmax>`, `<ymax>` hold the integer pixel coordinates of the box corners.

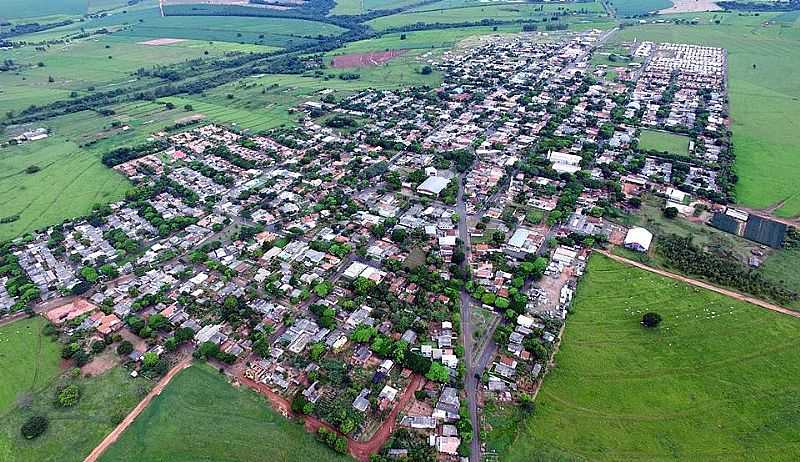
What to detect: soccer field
<box><xmin>504</xmin><ymin>254</ymin><xmax>800</xmax><ymax>461</ymax></box>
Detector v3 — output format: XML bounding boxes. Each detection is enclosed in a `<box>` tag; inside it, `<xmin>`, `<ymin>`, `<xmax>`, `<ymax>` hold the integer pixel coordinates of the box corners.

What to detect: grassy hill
<box><xmin>503</xmin><ymin>253</ymin><xmax>800</xmax><ymax>461</ymax></box>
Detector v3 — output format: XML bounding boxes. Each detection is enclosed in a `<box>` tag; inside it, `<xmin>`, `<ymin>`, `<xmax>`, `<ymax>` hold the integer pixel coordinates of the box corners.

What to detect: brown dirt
<box><xmin>81</xmin><ymin>349</ymin><xmax>118</xmax><ymax>377</ymax></box>
<box><xmin>331</xmin><ymin>50</ymin><xmax>406</xmax><ymax>69</ymax></box>
<box><xmin>83</xmin><ymin>357</ymin><xmax>192</xmax><ymax>462</ymax></box>
<box><xmin>137</xmin><ymin>38</ymin><xmax>187</xmax><ymax>46</ymax></box>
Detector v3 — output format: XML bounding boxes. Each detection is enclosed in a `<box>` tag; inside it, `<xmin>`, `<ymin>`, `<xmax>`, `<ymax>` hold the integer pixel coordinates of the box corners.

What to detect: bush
<box><xmin>20</xmin><ymin>415</ymin><xmax>48</xmax><ymax>439</ymax></box>
<box><xmin>56</xmin><ymin>384</ymin><xmax>81</xmax><ymax>407</ymax></box>
<box><xmin>641</xmin><ymin>312</ymin><xmax>662</xmax><ymax>328</ymax></box>
<box><xmin>116</xmin><ymin>340</ymin><xmax>133</xmax><ymax>356</ymax></box>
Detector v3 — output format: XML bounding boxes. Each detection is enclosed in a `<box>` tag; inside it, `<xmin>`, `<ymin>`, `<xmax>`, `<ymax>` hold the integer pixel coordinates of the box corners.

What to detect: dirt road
<box><xmin>83</xmin><ymin>357</ymin><xmax>192</xmax><ymax>462</ymax></box>
<box><xmin>240</xmin><ymin>373</ymin><xmax>423</xmax><ymax>462</ymax></box>
<box><xmin>598</xmin><ymin>251</ymin><xmax>800</xmax><ymax>319</ymax></box>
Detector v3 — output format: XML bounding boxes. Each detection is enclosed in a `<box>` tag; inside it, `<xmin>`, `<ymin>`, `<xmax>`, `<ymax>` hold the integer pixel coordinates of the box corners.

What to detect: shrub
<box><xmin>641</xmin><ymin>312</ymin><xmax>663</xmax><ymax>328</ymax></box>
<box><xmin>20</xmin><ymin>415</ymin><xmax>48</xmax><ymax>439</ymax></box>
<box><xmin>56</xmin><ymin>384</ymin><xmax>81</xmax><ymax>407</ymax></box>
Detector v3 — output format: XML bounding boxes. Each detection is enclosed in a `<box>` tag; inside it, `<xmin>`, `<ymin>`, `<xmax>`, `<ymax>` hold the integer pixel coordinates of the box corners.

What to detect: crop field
<box><xmin>0</xmin><ymin>133</ymin><xmax>130</xmax><ymax>241</ymax></box>
<box><xmin>608</xmin><ymin>0</ymin><xmax>672</xmax><ymax>17</ymax></box>
<box><xmin>504</xmin><ymin>253</ymin><xmax>800</xmax><ymax>462</ymax></box>
<box><xmin>0</xmin><ymin>0</ymin><xmax>86</xmax><ymax>20</ymax></box>
<box><xmin>330</xmin><ymin>0</ymin><xmax>425</xmax><ymax>16</ymax></box>
<box><xmin>366</xmin><ymin>2</ymin><xmax>605</xmax><ymax>30</ymax></box>
<box><xmin>99</xmin><ymin>363</ymin><xmax>352</xmax><ymax>462</ymax></box>
<box><xmin>0</xmin><ymin>35</ymin><xmax>279</xmax><ymax>116</ymax></box>
<box><xmin>638</xmin><ymin>129</ymin><xmax>690</xmax><ymax>156</ymax></box>
<box><xmin>0</xmin><ymin>317</ymin><xmax>62</xmax><ymax>413</ymax></box>
<box><xmin>612</xmin><ymin>14</ymin><xmax>800</xmax><ymax>216</ymax></box>
<box><xmin>0</xmin><ymin>366</ymin><xmax>150</xmax><ymax>462</ymax></box>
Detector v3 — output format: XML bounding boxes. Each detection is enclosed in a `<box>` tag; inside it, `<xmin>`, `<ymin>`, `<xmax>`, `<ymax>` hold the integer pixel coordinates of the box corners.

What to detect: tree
<box><xmin>80</xmin><ymin>266</ymin><xmax>98</xmax><ymax>283</ymax></box>
<box><xmin>116</xmin><ymin>340</ymin><xmax>133</xmax><ymax>356</ymax></box>
<box><xmin>21</xmin><ymin>415</ymin><xmax>48</xmax><ymax>439</ymax></box>
<box><xmin>425</xmin><ymin>362</ymin><xmax>450</xmax><ymax>383</ymax></box>
<box><xmin>420</xmin><ymin>65</ymin><xmax>433</xmax><ymax>75</ymax></box>
<box><xmin>57</xmin><ymin>384</ymin><xmax>81</xmax><ymax>407</ymax></box>
<box><xmin>142</xmin><ymin>351</ymin><xmax>159</xmax><ymax>368</ymax></box>
<box><xmin>663</xmin><ymin>207</ymin><xmax>678</xmax><ymax>219</ymax></box>
<box><xmin>99</xmin><ymin>263</ymin><xmax>119</xmax><ymax>279</ymax></box>
<box><xmin>642</xmin><ymin>312</ymin><xmax>663</xmax><ymax>328</ymax></box>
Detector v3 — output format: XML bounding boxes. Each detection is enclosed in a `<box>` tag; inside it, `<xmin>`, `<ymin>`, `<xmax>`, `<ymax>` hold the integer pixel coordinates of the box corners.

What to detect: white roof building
<box><xmin>624</xmin><ymin>227</ymin><xmax>653</xmax><ymax>252</ymax></box>
<box><xmin>417</xmin><ymin>176</ymin><xmax>450</xmax><ymax>196</ymax></box>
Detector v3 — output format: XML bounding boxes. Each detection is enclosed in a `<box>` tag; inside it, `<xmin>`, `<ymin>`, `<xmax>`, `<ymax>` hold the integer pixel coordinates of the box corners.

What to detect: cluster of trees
<box><xmin>316</xmin><ymin>427</ymin><xmax>348</xmax><ymax>454</ymax></box>
<box><xmin>188</xmin><ymin>161</ymin><xmax>234</xmax><ymax>186</ymax></box>
<box><xmin>657</xmin><ymin>234</ymin><xmax>798</xmax><ymax>304</ymax></box>
<box><xmin>101</xmin><ymin>140</ymin><xmax>169</xmax><ymax>167</ymax></box>
<box><xmin>194</xmin><ymin>340</ymin><xmax>237</xmax><ymax>364</ymax></box>
<box><xmin>206</xmin><ymin>144</ymin><xmax>258</xmax><ymax>170</ymax></box>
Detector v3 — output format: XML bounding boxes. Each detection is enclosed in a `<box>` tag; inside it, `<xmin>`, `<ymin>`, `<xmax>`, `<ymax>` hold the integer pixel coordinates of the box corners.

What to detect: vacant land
<box><xmin>0</xmin><ymin>317</ymin><xmax>62</xmax><ymax>413</ymax></box>
<box><xmin>759</xmin><ymin>246</ymin><xmax>800</xmax><ymax>309</ymax></box>
<box><xmin>504</xmin><ymin>254</ymin><xmax>800</xmax><ymax>461</ymax></box>
<box><xmin>366</xmin><ymin>2</ymin><xmax>604</xmax><ymax>30</ymax></box>
<box><xmin>613</xmin><ymin>14</ymin><xmax>800</xmax><ymax>216</ymax></box>
<box><xmin>332</xmin><ymin>50</ymin><xmax>406</xmax><ymax>68</ymax></box>
<box><xmin>99</xmin><ymin>363</ymin><xmax>351</xmax><ymax>462</ymax></box>
<box><xmin>0</xmin><ymin>366</ymin><xmax>150</xmax><ymax>462</ymax></box>
<box><xmin>639</xmin><ymin>128</ymin><xmax>691</xmax><ymax>156</ymax></box>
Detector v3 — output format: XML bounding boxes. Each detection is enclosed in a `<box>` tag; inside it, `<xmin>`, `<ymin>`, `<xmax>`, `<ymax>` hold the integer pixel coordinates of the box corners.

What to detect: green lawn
<box><xmin>0</xmin><ymin>366</ymin><xmax>151</xmax><ymax>462</ymax></box>
<box><xmin>611</xmin><ymin>14</ymin><xmax>800</xmax><ymax>217</ymax></box>
<box><xmin>639</xmin><ymin>129</ymin><xmax>691</xmax><ymax>156</ymax></box>
<box><xmin>504</xmin><ymin>253</ymin><xmax>800</xmax><ymax>461</ymax></box>
<box><xmin>366</xmin><ymin>2</ymin><xmax>605</xmax><ymax>31</ymax></box>
<box><xmin>608</xmin><ymin>0</ymin><xmax>672</xmax><ymax>17</ymax></box>
<box><xmin>0</xmin><ymin>317</ymin><xmax>62</xmax><ymax>413</ymax></box>
<box><xmin>99</xmin><ymin>363</ymin><xmax>352</xmax><ymax>462</ymax></box>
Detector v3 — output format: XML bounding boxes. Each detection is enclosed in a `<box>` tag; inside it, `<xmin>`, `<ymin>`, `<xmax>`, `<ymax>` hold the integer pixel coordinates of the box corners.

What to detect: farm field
<box><xmin>0</xmin><ymin>366</ymin><xmax>150</xmax><ymax>462</ymax></box>
<box><xmin>0</xmin><ymin>134</ymin><xmax>130</xmax><ymax>241</ymax></box>
<box><xmin>366</xmin><ymin>2</ymin><xmax>605</xmax><ymax>30</ymax></box>
<box><xmin>608</xmin><ymin>0</ymin><xmax>672</xmax><ymax>17</ymax></box>
<box><xmin>98</xmin><ymin>363</ymin><xmax>352</xmax><ymax>462</ymax></box>
<box><xmin>0</xmin><ymin>317</ymin><xmax>62</xmax><ymax>413</ymax></box>
<box><xmin>504</xmin><ymin>253</ymin><xmax>800</xmax><ymax>461</ymax></box>
<box><xmin>638</xmin><ymin>128</ymin><xmax>691</xmax><ymax>156</ymax></box>
<box><xmin>612</xmin><ymin>14</ymin><xmax>800</xmax><ymax>216</ymax></box>
<box><xmin>0</xmin><ymin>0</ymin><xmax>86</xmax><ymax>20</ymax></box>
<box><xmin>0</xmin><ymin>35</ymin><xmax>279</xmax><ymax>115</ymax></box>
<box><xmin>330</xmin><ymin>0</ymin><xmax>424</xmax><ymax>16</ymax></box>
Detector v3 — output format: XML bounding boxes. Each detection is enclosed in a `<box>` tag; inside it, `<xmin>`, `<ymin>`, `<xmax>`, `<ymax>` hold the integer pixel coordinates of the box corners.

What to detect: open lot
<box><xmin>639</xmin><ymin>128</ymin><xmax>691</xmax><ymax>156</ymax></box>
<box><xmin>0</xmin><ymin>317</ymin><xmax>62</xmax><ymax>413</ymax></box>
<box><xmin>504</xmin><ymin>253</ymin><xmax>800</xmax><ymax>461</ymax></box>
<box><xmin>99</xmin><ymin>363</ymin><xmax>351</xmax><ymax>462</ymax></box>
<box><xmin>613</xmin><ymin>14</ymin><xmax>800</xmax><ymax>217</ymax></box>
<box><xmin>0</xmin><ymin>366</ymin><xmax>150</xmax><ymax>462</ymax></box>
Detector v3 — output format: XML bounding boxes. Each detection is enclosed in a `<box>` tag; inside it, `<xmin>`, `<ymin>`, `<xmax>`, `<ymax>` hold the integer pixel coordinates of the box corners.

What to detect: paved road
<box><xmin>599</xmin><ymin>250</ymin><xmax>800</xmax><ymax>319</ymax></box>
<box><xmin>83</xmin><ymin>357</ymin><xmax>193</xmax><ymax>462</ymax></box>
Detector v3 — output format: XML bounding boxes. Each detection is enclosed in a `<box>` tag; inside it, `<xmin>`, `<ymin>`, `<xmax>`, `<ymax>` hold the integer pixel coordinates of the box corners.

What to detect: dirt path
<box><xmin>83</xmin><ymin>357</ymin><xmax>192</xmax><ymax>462</ymax></box>
<box><xmin>239</xmin><ymin>373</ymin><xmax>423</xmax><ymax>462</ymax></box>
<box><xmin>598</xmin><ymin>250</ymin><xmax>800</xmax><ymax>319</ymax></box>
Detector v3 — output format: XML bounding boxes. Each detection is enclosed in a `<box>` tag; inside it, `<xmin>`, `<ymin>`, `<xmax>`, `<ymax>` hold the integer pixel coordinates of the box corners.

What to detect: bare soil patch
<box><xmin>138</xmin><ymin>38</ymin><xmax>188</xmax><ymax>46</ymax></box>
<box><xmin>45</xmin><ymin>298</ymin><xmax>97</xmax><ymax>325</ymax></box>
<box><xmin>659</xmin><ymin>0</ymin><xmax>721</xmax><ymax>14</ymax></box>
<box><xmin>332</xmin><ymin>50</ymin><xmax>406</xmax><ymax>68</ymax></box>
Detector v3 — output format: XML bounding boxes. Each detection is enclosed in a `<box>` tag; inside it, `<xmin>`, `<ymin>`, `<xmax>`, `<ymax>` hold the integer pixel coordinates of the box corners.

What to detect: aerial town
<box><xmin>2</xmin><ymin>19</ymin><xmax>796</xmax><ymax>462</ymax></box>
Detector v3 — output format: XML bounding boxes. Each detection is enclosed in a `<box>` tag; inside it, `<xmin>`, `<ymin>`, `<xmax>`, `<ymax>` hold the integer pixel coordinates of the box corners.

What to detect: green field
<box><xmin>0</xmin><ymin>366</ymin><xmax>151</xmax><ymax>462</ymax></box>
<box><xmin>99</xmin><ymin>363</ymin><xmax>352</xmax><ymax>462</ymax></box>
<box><xmin>366</xmin><ymin>2</ymin><xmax>605</xmax><ymax>30</ymax></box>
<box><xmin>758</xmin><ymin>246</ymin><xmax>800</xmax><ymax>309</ymax></box>
<box><xmin>0</xmin><ymin>131</ymin><xmax>130</xmax><ymax>241</ymax></box>
<box><xmin>608</xmin><ymin>0</ymin><xmax>672</xmax><ymax>17</ymax></box>
<box><xmin>639</xmin><ymin>129</ymin><xmax>691</xmax><ymax>156</ymax></box>
<box><xmin>612</xmin><ymin>14</ymin><xmax>800</xmax><ymax>216</ymax></box>
<box><xmin>330</xmin><ymin>0</ymin><xmax>425</xmax><ymax>16</ymax></box>
<box><xmin>0</xmin><ymin>317</ymin><xmax>62</xmax><ymax>413</ymax></box>
<box><xmin>0</xmin><ymin>0</ymin><xmax>86</xmax><ymax>20</ymax></box>
<box><xmin>504</xmin><ymin>254</ymin><xmax>800</xmax><ymax>461</ymax></box>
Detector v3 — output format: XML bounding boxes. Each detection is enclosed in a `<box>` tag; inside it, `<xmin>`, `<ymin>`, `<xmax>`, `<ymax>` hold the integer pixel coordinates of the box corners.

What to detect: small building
<box><xmin>624</xmin><ymin>227</ymin><xmax>653</xmax><ymax>252</ymax></box>
<box><xmin>417</xmin><ymin>176</ymin><xmax>450</xmax><ymax>196</ymax></box>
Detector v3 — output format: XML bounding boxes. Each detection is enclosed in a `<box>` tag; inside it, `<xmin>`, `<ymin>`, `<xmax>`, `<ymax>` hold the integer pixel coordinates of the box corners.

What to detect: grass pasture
<box><xmin>504</xmin><ymin>254</ymin><xmax>800</xmax><ymax>461</ymax></box>
<box><xmin>608</xmin><ymin>0</ymin><xmax>673</xmax><ymax>17</ymax></box>
<box><xmin>366</xmin><ymin>2</ymin><xmax>605</xmax><ymax>30</ymax></box>
<box><xmin>0</xmin><ymin>0</ymin><xmax>86</xmax><ymax>20</ymax></box>
<box><xmin>612</xmin><ymin>15</ymin><xmax>800</xmax><ymax>216</ymax></box>
<box><xmin>0</xmin><ymin>317</ymin><xmax>62</xmax><ymax>413</ymax></box>
<box><xmin>639</xmin><ymin>128</ymin><xmax>691</xmax><ymax>156</ymax></box>
<box><xmin>99</xmin><ymin>363</ymin><xmax>352</xmax><ymax>462</ymax></box>
<box><xmin>330</xmin><ymin>0</ymin><xmax>425</xmax><ymax>16</ymax></box>
<box><xmin>0</xmin><ymin>366</ymin><xmax>150</xmax><ymax>462</ymax></box>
